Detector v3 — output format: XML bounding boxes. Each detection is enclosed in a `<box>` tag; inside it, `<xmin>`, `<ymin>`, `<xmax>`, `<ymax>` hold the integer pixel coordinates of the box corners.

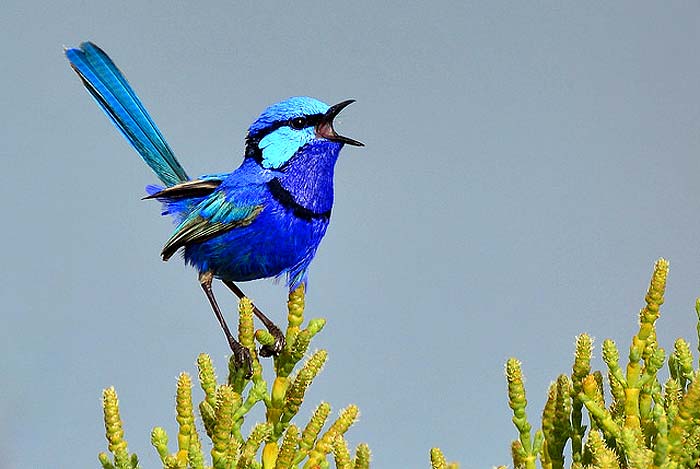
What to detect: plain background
<box><xmin>2</xmin><ymin>2</ymin><xmax>699</xmax><ymax>468</ymax></box>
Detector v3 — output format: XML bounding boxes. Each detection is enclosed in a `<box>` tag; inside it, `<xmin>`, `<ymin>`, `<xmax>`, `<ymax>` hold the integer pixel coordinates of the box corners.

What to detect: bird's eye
<box><xmin>289</xmin><ymin>117</ymin><xmax>307</xmax><ymax>130</ymax></box>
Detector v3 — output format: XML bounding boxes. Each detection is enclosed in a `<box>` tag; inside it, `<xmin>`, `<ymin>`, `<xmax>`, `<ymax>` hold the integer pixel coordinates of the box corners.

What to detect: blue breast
<box><xmin>181</xmin><ymin>139</ymin><xmax>342</xmax><ymax>289</ymax></box>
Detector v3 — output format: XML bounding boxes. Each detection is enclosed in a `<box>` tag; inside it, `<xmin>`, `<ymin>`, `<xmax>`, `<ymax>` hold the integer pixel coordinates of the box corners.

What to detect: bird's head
<box><xmin>245</xmin><ymin>96</ymin><xmax>363</xmax><ymax>169</ymax></box>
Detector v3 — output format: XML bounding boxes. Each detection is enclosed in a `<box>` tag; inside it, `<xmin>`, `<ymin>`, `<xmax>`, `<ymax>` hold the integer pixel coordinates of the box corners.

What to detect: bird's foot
<box><xmin>229</xmin><ymin>339</ymin><xmax>253</xmax><ymax>378</ymax></box>
<box><xmin>220</xmin><ymin>279</ymin><xmax>286</xmax><ymax>358</ymax></box>
<box><xmin>259</xmin><ymin>323</ymin><xmax>285</xmax><ymax>357</ymax></box>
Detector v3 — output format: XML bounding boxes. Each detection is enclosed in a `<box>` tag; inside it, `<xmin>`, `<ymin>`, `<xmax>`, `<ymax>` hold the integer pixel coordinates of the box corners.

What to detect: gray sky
<box><xmin>2</xmin><ymin>2</ymin><xmax>699</xmax><ymax>468</ymax></box>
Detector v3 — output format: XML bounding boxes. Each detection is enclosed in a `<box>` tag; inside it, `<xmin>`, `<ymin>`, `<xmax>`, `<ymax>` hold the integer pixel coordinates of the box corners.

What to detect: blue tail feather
<box><xmin>65</xmin><ymin>42</ymin><xmax>189</xmax><ymax>186</ymax></box>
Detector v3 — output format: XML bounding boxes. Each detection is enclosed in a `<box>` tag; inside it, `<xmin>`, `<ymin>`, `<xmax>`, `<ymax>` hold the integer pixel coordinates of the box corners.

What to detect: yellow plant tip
<box><xmin>331</xmin><ymin>436</ymin><xmax>352</xmax><ymax>469</ymax></box>
<box><xmin>504</xmin><ymin>358</ymin><xmax>539</xmax><ymax>464</ymax></box>
<box><xmin>196</xmin><ymin>354</ymin><xmax>218</xmax><ymax>409</ymax></box>
<box><xmin>505</xmin><ymin>358</ymin><xmax>522</xmax><ymax>380</ymax></box>
<box><xmin>301</xmin><ymin>402</ymin><xmax>332</xmax><ymax>451</ymax></box>
<box><xmin>288</xmin><ymin>330</ymin><xmax>313</xmax><ymax>364</ymax></box>
<box><xmin>238</xmin><ymin>297</ymin><xmax>256</xmax><ymax>352</ymax></box>
<box><xmin>177</xmin><ymin>371</ymin><xmax>192</xmax><ymax>386</ymax></box>
<box><xmin>281</xmin><ymin>365</ymin><xmax>320</xmax><ymax>424</ymax></box>
<box><xmin>640</xmin><ymin>347</ymin><xmax>665</xmax><ymax>385</ymax></box>
<box><xmin>211</xmin><ymin>385</ymin><xmax>240</xmax><ymax>468</ymax></box>
<box><xmin>542</xmin><ymin>375</ymin><xmax>572</xmax><ymax>467</ymax></box>
<box><xmin>175</xmin><ymin>372</ymin><xmax>197</xmax><ymax>458</ymax></box>
<box><xmin>306</xmin><ymin>349</ymin><xmax>329</xmax><ymax>375</ymax></box>
<box><xmin>643</xmin><ymin>258</ymin><xmax>669</xmax><ymax>319</ymax></box>
<box><xmin>102</xmin><ymin>386</ymin><xmax>130</xmax><ymax>464</ymax></box>
<box><xmin>602</xmin><ymin>340</ymin><xmax>627</xmax><ymax>392</ymax></box>
<box><xmin>664</xmin><ymin>378</ymin><xmax>681</xmax><ymax>427</ymax></box>
<box><xmin>572</xmin><ymin>332</ymin><xmax>593</xmax><ymax>459</ymax></box>
<box><xmin>592</xmin><ymin>371</ymin><xmax>606</xmax><ymax>407</ymax></box>
<box><xmin>197</xmin><ymin>353</ymin><xmax>213</xmax><ymax>366</ymax></box>
<box><xmin>287</xmin><ymin>284</ymin><xmax>306</xmax><ymax>329</ymax></box>
<box><xmin>288</xmin><ymin>322</ymin><xmax>324</xmax><ymax>366</ymax></box>
<box><xmin>541</xmin><ymin>381</ymin><xmax>557</xmax><ymax>429</ymax></box>
<box><xmin>290</xmin><ymin>283</ymin><xmax>305</xmax><ymax>301</ymax></box>
<box><xmin>239</xmin><ymin>422</ymin><xmax>273</xmax><ymax>467</ymax></box>
<box><xmin>199</xmin><ymin>400</ymin><xmax>216</xmax><ymax>441</ymax></box>
<box><xmin>506</xmin><ymin>359</ymin><xmax>526</xmax><ymax>410</ymax></box>
<box><xmin>150</xmin><ymin>427</ymin><xmax>169</xmax><ymax>462</ymax></box>
<box><xmin>333</xmin><ymin>405</ymin><xmax>360</xmax><ymax>436</ymax></box>
<box><xmin>654</xmin><ymin>258</ymin><xmax>670</xmax><ymax>278</ymax></box>
<box><xmin>307</xmin><ymin>405</ymin><xmax>360</xmax><ymax>465</ymax></box>
<box><xmin>276</xmin><ymin>425</ymin><xmax>300</xmax><ymax>469</ymax></box>
<box><xmin>511</xmin><ymin>440</ymin><xmax>525</xmax><ymax>468</ymax></box>
<box><xmin>672</xmin><ymin>339</ymin><xmax>694</xmax><ymax>382</ymax></box>
<box><xmin>307</xmin><ymin>318</ymin><xmax>326</xmax><ymax>335</ymax></box>
<box><xmin>430</xmin><ymin>447</ymin><xmax>447</xmax><ymax>469</ymax></box>
<box><xmin>353</xmin><ymin>443</ymin><xmax>371</xmax><ymax>469</ymax></box>
<box><xmin>102</xmin><ymin>386</ymin><xmax>118</xmax><ymax>409</ymax></box>
<box><xmin>98</xmin><ymin>452</ymin><xmax>114</xmax><ymax>469</ymax></box>
<box><xmin>239</xmin><ymin>296</ymin><xmax>254</xmax><ymax>311</ymax></box>
<box><xmin>602</xmin><ymin>340</ymin><xmax>620</xmax><ymax>368</ymax></box>
<box><xmin>573</xmin><ymin>334</ymin><xmax>593</xmax><ymax>375</ymax></box>
<box><xmin>255</xmin><ymin>329</ymin><xmax>276</xmax><ymax>346</ymax></box>
<box><xmin>670</xmin><ymin>377</ymin><xmax>700</xmax><ymax>448</ymax></box>
<box><xmin>176</xmin><ymin>373</ymin><xmax>194</xmax><ymax>419</ymax></box>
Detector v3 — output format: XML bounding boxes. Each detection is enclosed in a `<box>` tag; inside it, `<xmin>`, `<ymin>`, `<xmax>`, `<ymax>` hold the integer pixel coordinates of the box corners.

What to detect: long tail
<box><xmin>65</xmin><ymin>42</ymin><xmax>189</xmax><ymax>187</ymax></box>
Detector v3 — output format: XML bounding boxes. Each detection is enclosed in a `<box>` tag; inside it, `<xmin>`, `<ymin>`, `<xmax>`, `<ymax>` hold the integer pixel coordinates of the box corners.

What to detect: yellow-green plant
<box><xmin>499</xmin><ymin>258</ymin><xmax>700</xmax><ymax>468</ymax></box>
<box><xmin>97</xmin><ymin>285</ymin><xmax>370</xmax><ymax>469</ymax></box>
<box><xmin>99</xmin><ymin>258</ymin><xmax>700</xmax><ymax>467</ymax></box>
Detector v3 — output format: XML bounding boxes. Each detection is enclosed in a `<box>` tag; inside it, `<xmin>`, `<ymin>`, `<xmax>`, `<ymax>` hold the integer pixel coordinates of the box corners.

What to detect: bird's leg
<box><xmin>199</xmin><ymin>272</ymin><xmax>252</xmax><ymax>377</ymax></box>
<box><xmin>222</xmin><ymin>280</ymin><xmax>285</xmax><ymax>357</ymax></box>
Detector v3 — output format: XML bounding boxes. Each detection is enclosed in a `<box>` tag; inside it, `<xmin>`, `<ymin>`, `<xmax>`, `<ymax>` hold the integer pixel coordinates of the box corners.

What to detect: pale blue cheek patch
<box><xmin>259</xmin><ymin>127</ymin><xmax>313</xmax><ymax>169</ymax></box>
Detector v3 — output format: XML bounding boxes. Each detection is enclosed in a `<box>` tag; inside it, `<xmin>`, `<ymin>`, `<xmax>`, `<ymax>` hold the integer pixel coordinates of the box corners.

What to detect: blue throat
<box><xmin>252</xmin><ymin>139</ymin><xmax>343</xmax><ymax>220</ymax></box>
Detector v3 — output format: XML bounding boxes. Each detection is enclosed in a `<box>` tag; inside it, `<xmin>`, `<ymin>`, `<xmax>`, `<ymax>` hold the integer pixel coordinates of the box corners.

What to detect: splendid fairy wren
<box><xmin>65</xmin><ymin>42</ymin><xmax>363</xmax><ymax>373</ymax></box>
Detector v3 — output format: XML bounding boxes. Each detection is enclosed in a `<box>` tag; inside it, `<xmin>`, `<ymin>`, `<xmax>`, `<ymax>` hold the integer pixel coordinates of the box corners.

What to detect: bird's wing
<box><xmin>161</xmin><ymin>191</ymin><xmax>263</xmax><ymax>261</ymax></box>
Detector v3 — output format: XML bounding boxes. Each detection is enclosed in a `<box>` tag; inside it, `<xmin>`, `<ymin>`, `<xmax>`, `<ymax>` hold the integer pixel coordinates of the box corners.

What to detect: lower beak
<box><xmin>316</xmin><ymin>99</ymin><xmax>364</xmax><ymax>147</ymax></box>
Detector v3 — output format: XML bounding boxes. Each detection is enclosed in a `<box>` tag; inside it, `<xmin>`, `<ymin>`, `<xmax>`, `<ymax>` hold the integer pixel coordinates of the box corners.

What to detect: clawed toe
<box><xmin>259</xmin><ymin>324</ymin><xmax>285</xmax><ymax>357</ymax></box>
<box><xmin>230</xmin><ymin>341</ymin><xmax>253</xmax><ymax>378</ymax></box>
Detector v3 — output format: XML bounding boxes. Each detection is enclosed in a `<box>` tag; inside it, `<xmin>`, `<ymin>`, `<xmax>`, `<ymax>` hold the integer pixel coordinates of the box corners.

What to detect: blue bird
<box><xmin>65</xmin><ymin>42</ymin><xmax>363</xmax><ymax>373</ymax></box>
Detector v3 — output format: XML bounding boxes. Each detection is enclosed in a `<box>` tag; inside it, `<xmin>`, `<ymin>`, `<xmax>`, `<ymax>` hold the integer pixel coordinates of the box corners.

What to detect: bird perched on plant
<box><xmin>65</xmin><ymin>42</ymin><xmax>363</xmax><ymax>374</ymax></box>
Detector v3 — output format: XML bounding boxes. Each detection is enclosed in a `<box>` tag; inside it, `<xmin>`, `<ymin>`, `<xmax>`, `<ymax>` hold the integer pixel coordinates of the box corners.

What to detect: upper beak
<box><xmin>316</xmin><ymin>99</ymin><xmax>364</xmax><ymax>147</ymax></box>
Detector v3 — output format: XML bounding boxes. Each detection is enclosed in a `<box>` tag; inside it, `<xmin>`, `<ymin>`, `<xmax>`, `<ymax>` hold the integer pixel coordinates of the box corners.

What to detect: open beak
<box><xmin>316</xmin><ymin>99</ymin><xmax>364</xmax><ymax>146</ymax></box>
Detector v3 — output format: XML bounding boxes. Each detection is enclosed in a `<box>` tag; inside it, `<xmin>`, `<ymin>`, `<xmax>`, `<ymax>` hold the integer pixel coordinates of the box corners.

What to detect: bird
<box><xmin>64</xmin><ymin>41</ymin><xmax>363</xmax><ymax>374</ymax></box>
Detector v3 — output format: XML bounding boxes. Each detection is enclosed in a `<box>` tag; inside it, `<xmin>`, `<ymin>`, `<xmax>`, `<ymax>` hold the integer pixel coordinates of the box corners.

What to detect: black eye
<box><xmin>289</xmin><ymin>117</ymin><xmax>307</xmax><ymax>130</ymax></box>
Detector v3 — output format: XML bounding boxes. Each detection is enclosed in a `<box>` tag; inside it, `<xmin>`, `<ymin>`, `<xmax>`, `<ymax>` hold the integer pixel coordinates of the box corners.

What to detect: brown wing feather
<box><xmin>143</xmin><ymin>179</ymin><xmax>223</xmax><ymax>200</ymax></box>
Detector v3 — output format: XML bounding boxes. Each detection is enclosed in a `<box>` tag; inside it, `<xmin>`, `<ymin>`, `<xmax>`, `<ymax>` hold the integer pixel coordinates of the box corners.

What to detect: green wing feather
<box><xmin>161</xmin><ymin>192</ymin><xmax>263</xmax><ymax>261</ymax></box>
